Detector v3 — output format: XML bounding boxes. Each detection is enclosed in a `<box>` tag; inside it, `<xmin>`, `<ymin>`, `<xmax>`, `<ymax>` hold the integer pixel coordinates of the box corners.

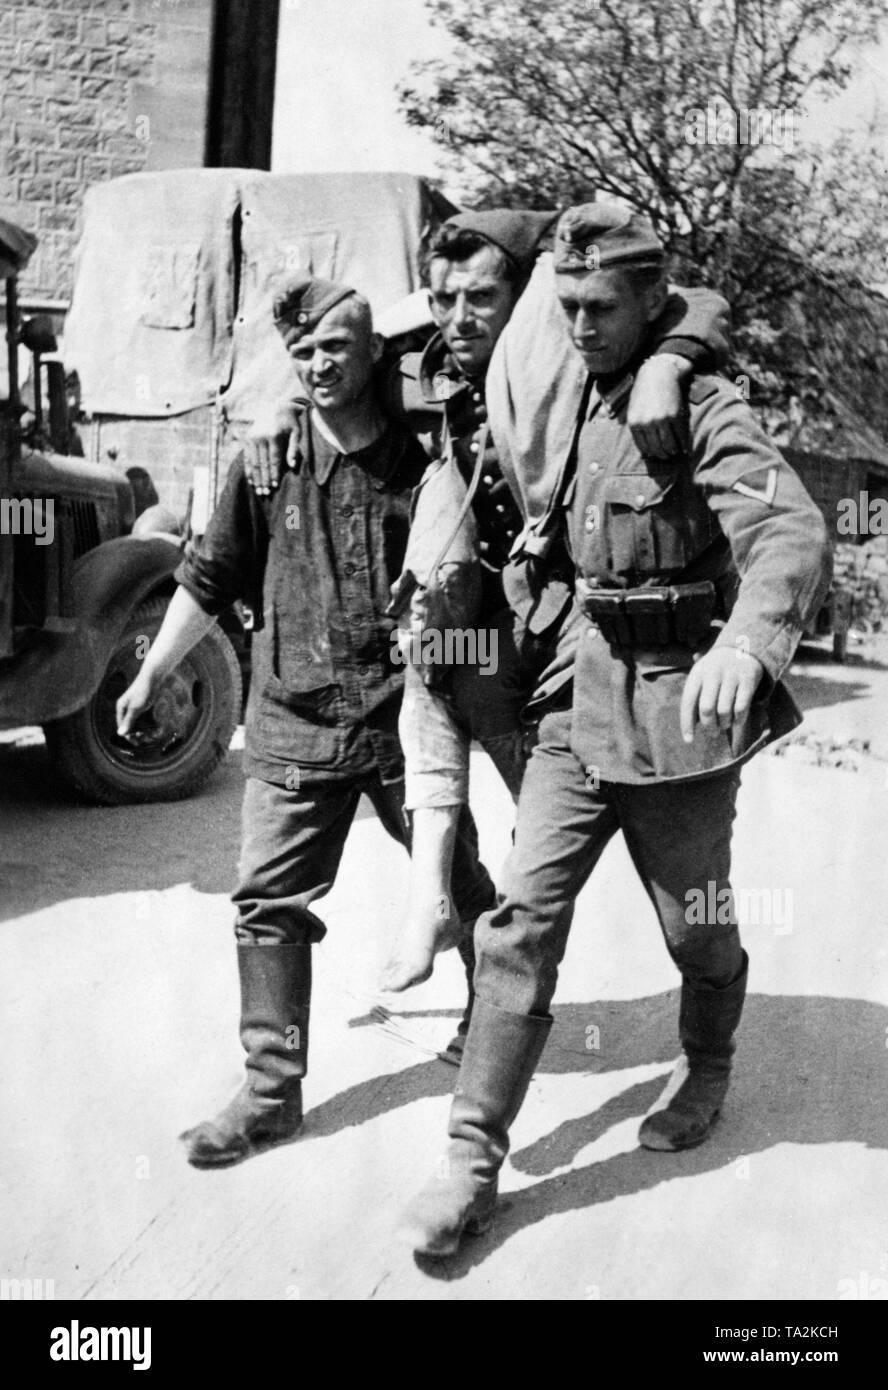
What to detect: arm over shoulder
<box><xmin>655</xmin><ymin>286</ymin><xmax>732</xmax><ymax>367</ymax></box>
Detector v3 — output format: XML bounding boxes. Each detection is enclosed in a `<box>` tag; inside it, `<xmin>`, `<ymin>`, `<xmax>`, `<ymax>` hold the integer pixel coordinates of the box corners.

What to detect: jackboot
<box><xmin>439</xmin><ymin>932</ymin><xmax>476</xmax><ymax>1066</ymax></box>
<box><xmin>181</xmin><ymin>943</ymin><xmax>311</xmax><ymax>1169</ymax></box>
<box><xmin>639</xmin><ymin>951</ymin><xmax>748</xmax><ymax>1152</ymax></box>
<box><xmin>401</xmin><ymin>998</ymin><xmax>552</xmax><ymax>1257</ymax></box>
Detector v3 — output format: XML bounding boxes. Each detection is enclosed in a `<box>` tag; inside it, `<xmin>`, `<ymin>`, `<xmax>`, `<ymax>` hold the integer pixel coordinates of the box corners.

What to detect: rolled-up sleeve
<box><xmin>175</xmin><ymin>455</ymin><xmax>266</xmax><ymax>618</ymax></box>
<box><xmin>399</xmin><ymin>662</ymin><xmax>470</xmax><ymax>810</ymax></box>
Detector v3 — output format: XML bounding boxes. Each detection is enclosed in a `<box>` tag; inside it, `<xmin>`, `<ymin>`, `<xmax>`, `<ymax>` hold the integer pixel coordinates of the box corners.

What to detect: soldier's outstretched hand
<box><xmin>680</xmin><ymin>645</ymin><xmax>765</xmax><ymax>742</ymax></box>
<box><xmin>245</xmin><ymin>402</ymin><xmax>301</xmax><ymax>496</ymax></box>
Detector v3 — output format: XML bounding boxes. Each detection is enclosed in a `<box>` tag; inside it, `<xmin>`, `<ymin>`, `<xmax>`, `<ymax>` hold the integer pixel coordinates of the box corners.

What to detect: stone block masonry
<box><xmin>1</xmin><ymin>0</ymin><xmax>212</xmax><ymax>303</ymax></box>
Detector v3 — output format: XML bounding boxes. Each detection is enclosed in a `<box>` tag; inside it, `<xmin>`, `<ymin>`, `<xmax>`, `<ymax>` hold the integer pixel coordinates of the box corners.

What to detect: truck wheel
<box><xmin>44</xmin><ymin>596</ymin><xmax>242</xmax><ymax>805</ymax></box>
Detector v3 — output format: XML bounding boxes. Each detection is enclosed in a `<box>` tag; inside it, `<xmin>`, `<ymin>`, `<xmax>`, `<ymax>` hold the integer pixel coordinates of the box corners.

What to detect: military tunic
<box><xmin>471</xmin><ymin>340</ymin><xmax>831</xmax><ymax>1020</ymax></box>
<box><xmin>566</xmin><ymin>369</ymin><xmax>832</xmax><ymax>783</ymax></box>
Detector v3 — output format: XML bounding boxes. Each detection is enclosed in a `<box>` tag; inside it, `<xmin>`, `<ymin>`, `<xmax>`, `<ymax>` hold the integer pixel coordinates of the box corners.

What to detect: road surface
<box><xmin>1</xmin><ymin>637</ymin><xmax>886</xmax><ymax>1300</ymax></box>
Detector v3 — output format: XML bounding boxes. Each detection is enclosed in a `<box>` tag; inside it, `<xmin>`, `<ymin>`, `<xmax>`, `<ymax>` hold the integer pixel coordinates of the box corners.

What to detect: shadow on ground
<box><xmin>794</xmin><ymin>638</ymin><xmax>888</xmax><ymax>673</ymax></box>
<box><xmin>784</xmin><ymin>670</ymin><xmax>871</xmax><ymax>713</ymax></box>
<box><xmin>0</xmin><ymin>740</ymin><xmax>384</xmax><ymax>922</ymax></box>
<box><xmin>317</xmin><ymin>991</ymin><xmax>888</xmax><ymax>1277</ymax></box>
<box><xmin>0</xmin><ymin>742</ymin><xmax>245</xmax><ymax>920</ymax></box>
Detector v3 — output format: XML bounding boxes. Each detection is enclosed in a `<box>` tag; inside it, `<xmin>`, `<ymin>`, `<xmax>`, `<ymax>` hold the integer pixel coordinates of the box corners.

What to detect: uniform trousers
<box><xmin>474</xmin><ymin>707</ymin><xmax>745</xmax><ymax>1016</ymax></box>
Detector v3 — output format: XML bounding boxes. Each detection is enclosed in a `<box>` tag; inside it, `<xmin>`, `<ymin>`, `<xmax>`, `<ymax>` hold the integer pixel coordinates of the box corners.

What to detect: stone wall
<box><xmin>1</xmin><ymin>0</ymin><xmax>212</xmax><ymax>303</ymax></box>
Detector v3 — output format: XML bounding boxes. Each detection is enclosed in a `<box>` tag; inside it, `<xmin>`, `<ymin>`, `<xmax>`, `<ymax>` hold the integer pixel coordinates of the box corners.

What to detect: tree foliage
<box><xmin>400</xmin><ymin>0</ymin><xmax>888</xmax><ymax>440</ymax></box>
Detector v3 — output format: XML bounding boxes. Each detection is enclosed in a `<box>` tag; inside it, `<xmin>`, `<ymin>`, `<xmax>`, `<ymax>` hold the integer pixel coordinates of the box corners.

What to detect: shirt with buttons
<box><xmin>175</xmin><ymin>408</ymin><xmax>428</xmax><ymax>785</ymax></box>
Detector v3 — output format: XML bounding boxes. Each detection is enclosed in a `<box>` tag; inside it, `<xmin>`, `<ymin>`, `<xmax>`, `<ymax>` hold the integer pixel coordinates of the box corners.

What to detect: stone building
<box><xmin>1</xmin><ymin>0</ymin><xmax>281</xmax><ymax>517</ymax></box>
<box><xmin>1</xmin><ymin>0</ymin><xmax>446</xmax><ymax>518</ymax></box>
<box><xmin>1</xmin><ymin>0</ymin><xmax>280</xmax><ymax>305</ymax></box>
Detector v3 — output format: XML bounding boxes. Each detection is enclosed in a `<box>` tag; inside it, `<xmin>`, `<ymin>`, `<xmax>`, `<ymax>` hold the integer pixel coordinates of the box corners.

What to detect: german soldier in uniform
<box><xmin>382</xmin><ymin>213</ymin><xmax>731</xmax><ymax>1000</ymax></box>
<box><xmin>400</xmin><ymin>203</ymin><xmax>831</xmax><ymax>1257</ymax></box>
<box><xmin>116</xmin><ymin>277</ymin><xmax>496</xmax><ymax>1168</ymax></box>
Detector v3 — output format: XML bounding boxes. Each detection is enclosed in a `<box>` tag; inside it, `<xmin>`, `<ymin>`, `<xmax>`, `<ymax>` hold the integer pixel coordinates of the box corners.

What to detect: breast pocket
<box><xmin>600</xmin><ymin>470</ymin><xmax>689</xmax><ymax>575</ymax></box>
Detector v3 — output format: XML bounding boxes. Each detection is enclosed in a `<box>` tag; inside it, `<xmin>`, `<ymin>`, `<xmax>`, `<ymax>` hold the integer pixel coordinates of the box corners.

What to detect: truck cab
<box><xmin>0</xmin><ymin>216</ymin><xmax>240</xmax><ymax>803</ymax></box>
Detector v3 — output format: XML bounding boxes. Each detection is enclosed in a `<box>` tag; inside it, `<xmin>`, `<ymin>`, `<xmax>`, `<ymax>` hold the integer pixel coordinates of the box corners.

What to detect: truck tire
<box><xmin>44</xmin><ymin>596</ymin><xmax>242</xmax><ymax>805</ymax></box>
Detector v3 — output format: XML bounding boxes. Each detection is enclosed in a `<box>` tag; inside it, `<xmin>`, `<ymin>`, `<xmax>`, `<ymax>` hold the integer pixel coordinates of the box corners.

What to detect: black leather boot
<box><xmin>181</xmin><ymin>943</ymin><xmax>311</xmax><ymax>1169</ymax></box>
<box><xmin>639</xmin><ymin>952</ymin><xmax>748</xmax><ymax>1152</ymax></box>
<box><xmin>401</xmin><ymin>998</ymin><xmax>552</xmax><ymax>1257</ymax></box>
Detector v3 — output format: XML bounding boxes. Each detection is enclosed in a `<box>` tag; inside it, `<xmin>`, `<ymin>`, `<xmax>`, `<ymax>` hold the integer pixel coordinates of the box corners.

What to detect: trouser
<box><xmin>474</xmin><ymin>707</ymin><xmax>744</xmax><ymax>1015</ymax></box>
<box><xmin>232</xmin><ymin>772</ymin><xmax>496</xmax><ymax>945</ymax></box>
<box><xmin>400</xmin><ymin>603</ymin><xmax>548</xmax><ymax>810</ymax></box>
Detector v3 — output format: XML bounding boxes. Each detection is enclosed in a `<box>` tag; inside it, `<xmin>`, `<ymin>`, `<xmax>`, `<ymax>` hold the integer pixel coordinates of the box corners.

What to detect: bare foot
<box><xmin>380</xmin><ymin>895</ymin><xmax>461</xmax><ymax>992</ymax></box>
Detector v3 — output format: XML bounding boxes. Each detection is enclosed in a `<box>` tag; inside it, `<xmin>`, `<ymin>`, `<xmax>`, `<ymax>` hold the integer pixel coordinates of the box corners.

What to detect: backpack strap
<box><xmin>420</xmin><ymin>413</ymin><xmax>490</xmax><ymax>585</ymax></box>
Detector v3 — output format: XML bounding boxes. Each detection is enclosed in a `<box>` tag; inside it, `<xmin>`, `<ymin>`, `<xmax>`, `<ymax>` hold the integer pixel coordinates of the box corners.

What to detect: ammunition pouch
<box><xmin>576</xmin><ymin>579</ymin><xmax>717</xmax><ymax>650</ymax></box>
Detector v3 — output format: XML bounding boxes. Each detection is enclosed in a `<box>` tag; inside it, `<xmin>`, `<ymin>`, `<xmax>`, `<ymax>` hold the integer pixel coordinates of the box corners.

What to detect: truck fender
<box><xmin>1</xmin><ymin>536</ymin><xmax>184</xmax><ymax>725</ymax></box>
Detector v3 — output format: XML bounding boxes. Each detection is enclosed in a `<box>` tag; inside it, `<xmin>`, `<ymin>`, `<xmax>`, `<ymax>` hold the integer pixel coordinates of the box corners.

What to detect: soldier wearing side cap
<box><xmin>245</xmin><ymin>212</ymin><xmax>733</xmax><ymax>1023</ymax></box>
<box><xmin>400</xmin><ymin>203</ymin><xmax>831</xmax><ymax>1258</ymax></box>
<box><xmin>115</xmin><ymin>276</ymin><xmax>497</xmax><ymax>1170</ymax></box>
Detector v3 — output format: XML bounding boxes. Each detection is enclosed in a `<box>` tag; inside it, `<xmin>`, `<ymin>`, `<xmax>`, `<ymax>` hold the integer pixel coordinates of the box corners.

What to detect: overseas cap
<box><xmin>439</xmin><ymin>209</ymin><xmax>560</xmax><ymax>273</ymax></box>
<box><xmin>553</xmin><ymin>202</ymin><xmax>664</xmax><ymax>273</ymax></box>
<box><xmin>273</xmin><ymin>274</ymin><xmax>358</xmax><ymax>347</ymax></box>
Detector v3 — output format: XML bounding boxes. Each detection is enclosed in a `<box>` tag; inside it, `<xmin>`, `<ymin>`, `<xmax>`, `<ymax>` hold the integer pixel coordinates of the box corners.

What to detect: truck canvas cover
<box><xmin>64</xmin><ymin>169</ymin><xmax>240</xmax><ymax>418</ymax></box>
<box><xmin>64</xmin><ymin>170</ymin><xmax>456</xmax><ymax>422</ymax></box>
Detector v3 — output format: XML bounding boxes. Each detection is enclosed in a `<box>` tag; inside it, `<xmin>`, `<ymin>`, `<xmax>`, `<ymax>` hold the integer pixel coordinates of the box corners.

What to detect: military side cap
<box><xmin>553</xmin><ymin>202</ymin><xmax>664</xmax><ymax>273</ymax></box>
<box><xmin>273</xmin><ymin>274</ymin><xmax>357</xmax><ymax>347</ymax></box>
<box><xmin>442</xmin><ymin>209</ymin><xmax>560</xmax><ymax>272</ymax></box>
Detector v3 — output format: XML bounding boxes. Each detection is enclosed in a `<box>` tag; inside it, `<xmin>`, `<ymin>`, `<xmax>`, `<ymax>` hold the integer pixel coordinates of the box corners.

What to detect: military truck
<box><xmin>0</xmin><ymin>215</ymin><xmax>241</xmax><ymax>804</ymax></box>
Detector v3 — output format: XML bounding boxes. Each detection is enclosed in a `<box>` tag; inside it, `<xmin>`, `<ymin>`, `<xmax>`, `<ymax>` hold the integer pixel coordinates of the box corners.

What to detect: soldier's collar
<box><xmin>418</xmin><ymin>331</ymin><xmax>476</xmax><ymax>406</ymax></box>
<box><xmin>588</xmin><ymin>369</ymin><xmax>635</xmax><ymax>417</ymax></box>
<box><xmin>303</xmin><ymin>410</ymin><xmax>404</xmax><ymax>489</ymax></box>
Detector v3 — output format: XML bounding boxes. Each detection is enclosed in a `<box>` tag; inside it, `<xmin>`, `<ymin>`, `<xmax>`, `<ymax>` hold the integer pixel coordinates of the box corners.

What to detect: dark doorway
<box><xmin>205</xmin><ymin>0</ymin><xmax>281</xmax><ymax>169</ymax></box>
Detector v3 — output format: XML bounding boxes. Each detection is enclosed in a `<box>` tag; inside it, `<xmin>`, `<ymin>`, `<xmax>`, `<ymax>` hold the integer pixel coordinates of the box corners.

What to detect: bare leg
<box><xmin>387</xmin><ymin>661</ymin><xmax>471</xmax><ymax>991</ymax></box>
<box><xmin>379</xmin><ymin>805</ymin><xmax>462</xmax><ymax>991</ymax></box>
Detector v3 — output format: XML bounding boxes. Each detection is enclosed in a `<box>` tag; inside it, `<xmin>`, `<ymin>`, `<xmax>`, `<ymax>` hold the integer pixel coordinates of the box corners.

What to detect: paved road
<box><xmin>1</xmin><ymin>639</ymin><xmax>887</xmax><ymax>1300</ymax></box>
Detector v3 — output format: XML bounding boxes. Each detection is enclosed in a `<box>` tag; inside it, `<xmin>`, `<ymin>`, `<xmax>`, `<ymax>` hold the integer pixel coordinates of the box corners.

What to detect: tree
<box><xmin>400</xmin><ymin>0</ymin><xmax>888</xmax><ymax>436</ymax></box>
